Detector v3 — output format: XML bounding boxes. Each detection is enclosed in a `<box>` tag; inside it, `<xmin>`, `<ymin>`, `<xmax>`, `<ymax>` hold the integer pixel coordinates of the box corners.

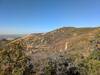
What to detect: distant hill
<box><xmin>0</xmin><ymin>34</ymin><xmax>25</xmax><ymax>40</ymax></box>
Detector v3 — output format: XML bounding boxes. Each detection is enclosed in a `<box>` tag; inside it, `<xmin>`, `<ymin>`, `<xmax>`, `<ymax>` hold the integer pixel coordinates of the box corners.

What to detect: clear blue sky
<box><xmin>0</xmin><ymin>0</ymin><xmax>100</xmax><ymax>34</ymax></box>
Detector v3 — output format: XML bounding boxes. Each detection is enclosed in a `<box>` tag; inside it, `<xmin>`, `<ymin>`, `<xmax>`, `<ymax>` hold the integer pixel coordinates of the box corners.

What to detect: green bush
<box><xmin>0</xmin><ymin>43</ymin><xmax>34</xmax><ymax>75</ymax></box>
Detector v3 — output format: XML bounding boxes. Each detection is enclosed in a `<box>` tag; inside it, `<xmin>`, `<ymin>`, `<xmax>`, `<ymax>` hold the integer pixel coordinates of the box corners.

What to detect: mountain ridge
<box><xmin>6</xmin><ymin>27</ymin><xmax>100</xmax><ymax>57</ymax></box>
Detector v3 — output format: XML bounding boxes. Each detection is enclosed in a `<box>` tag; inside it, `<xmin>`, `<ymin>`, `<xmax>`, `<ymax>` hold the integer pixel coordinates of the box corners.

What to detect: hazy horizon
<box><xmin>0</xmin><ymin>26</ymin><xmax>99</xmax><ymax>35</ymax></box>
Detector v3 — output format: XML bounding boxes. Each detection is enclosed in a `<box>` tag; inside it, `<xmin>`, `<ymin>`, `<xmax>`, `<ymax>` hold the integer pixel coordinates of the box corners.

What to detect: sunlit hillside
<box><xmin>0</xmin><ymin>27</ymin><xmax>100</xmax><ymax>75</ymax></box>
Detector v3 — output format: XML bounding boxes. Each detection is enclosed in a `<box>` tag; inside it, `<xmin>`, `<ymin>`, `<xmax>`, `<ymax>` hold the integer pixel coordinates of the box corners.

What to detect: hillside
<box><xmin>0</xmin><ymin>34</ymin><xmax>25</xmax><ymax>49</ymax></box>
<box><xmin>7</xmin><ymin>27</ymin><xmax>100</xmax><ymax>56</ymax></box>
<box><xmin>0</xmin><ymin>27</ymin><xmax>100</xmax><ymax>75</ymax></box>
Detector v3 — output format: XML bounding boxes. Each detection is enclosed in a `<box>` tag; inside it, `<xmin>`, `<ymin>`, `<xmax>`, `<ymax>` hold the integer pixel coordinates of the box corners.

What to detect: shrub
<box><xmin>44</xmin><ymin>55</ymin><xmax>80</xmax><ymax>75</ymax></box>
<box><xmin>0</xmin><ymin>43</ymin><xmax>34</xmax><ymax>75</ymax></box>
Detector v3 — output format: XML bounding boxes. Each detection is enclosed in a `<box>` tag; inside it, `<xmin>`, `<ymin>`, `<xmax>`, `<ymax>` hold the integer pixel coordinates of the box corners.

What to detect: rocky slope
<box><xmin>0</xmin><ymin>27</ymin><xmax>100</xmax><ymax>75</ymax></box>
<box><xmin>5</xmin><ymin>27</ymin><xmax>99</xmax><ymax>63</ymax></box>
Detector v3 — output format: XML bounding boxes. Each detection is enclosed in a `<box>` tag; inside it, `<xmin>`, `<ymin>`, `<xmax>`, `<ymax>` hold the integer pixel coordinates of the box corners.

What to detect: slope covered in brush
<box><xmin>0</xmin><ymin>27</ymin><xmax>100</xmax><ymax>75</ymax></box>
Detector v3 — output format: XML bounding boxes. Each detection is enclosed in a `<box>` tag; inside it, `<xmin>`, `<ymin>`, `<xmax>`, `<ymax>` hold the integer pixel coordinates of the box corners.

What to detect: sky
<box><xmin>0</xmin><ymin>0</ymin><xmax>100</xmax><ymax>34</ymax></box>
